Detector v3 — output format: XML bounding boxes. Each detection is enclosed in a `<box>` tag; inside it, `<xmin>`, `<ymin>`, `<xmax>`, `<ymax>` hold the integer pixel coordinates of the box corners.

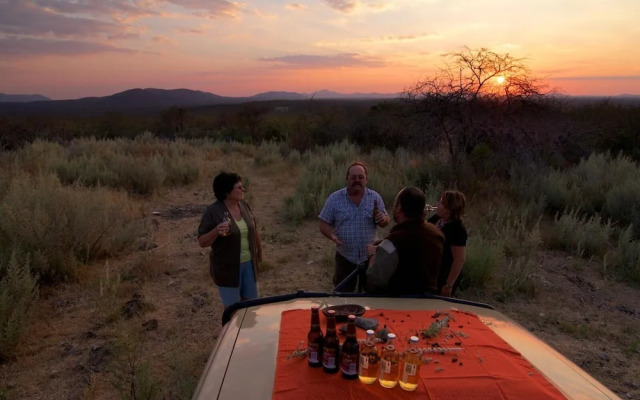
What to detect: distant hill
<box><xmin>0</xmin><ymin>93</ymin><xmax>50</xmax><ymax>103</ymax></box>
<box><xmin>0</xmin><ymin>88</ymin><xmax>401</xmax><ymax>117</ymax></box>
<box><xmin>309</xmin><ymin>89</ymin><xmax>401</xmax><ymax>100</ymax></box>
<box><xmin>0</xmin><ymin>88</ymin><xmax>247</xmax><ymax>117</ymax></box>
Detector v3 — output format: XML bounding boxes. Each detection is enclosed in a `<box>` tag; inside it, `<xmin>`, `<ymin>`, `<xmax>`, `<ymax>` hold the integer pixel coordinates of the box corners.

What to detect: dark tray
<box><xmin>322</xmin><ymin>304</ymin><xmax>366</xmax><ymax>322</ymax></box>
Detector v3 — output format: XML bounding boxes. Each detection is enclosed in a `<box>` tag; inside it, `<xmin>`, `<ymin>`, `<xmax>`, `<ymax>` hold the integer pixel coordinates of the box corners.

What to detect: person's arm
<box><xmin>319</xmin><ymin>220</ymin><xmax>343</xmax><ymax>246</ymax></box>
<box><xmin>365</xmin><ymin>240</ymin><xmax>398</xmax><ymax>292</ymax></box>
<box><xmin>441</xmin><ymin>245</ymin><xmax>466</xmax><ymax>296</ymax></box>
<box><xmin>197</xmin><ymin>222</ymin><xmax>227</xmax><ymax>247</ymax></box>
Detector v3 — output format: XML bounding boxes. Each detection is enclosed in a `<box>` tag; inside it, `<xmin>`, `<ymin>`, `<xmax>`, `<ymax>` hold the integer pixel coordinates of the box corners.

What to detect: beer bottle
<box><xmin>399</xmin><ymin>336</ymin><xmax>421</xmax><ymax>391</ymax></box>
<box><xmin>322</xmin><ymin>309</ymin><xmax>339</xmax><ymax>373</ymax></box>
<box><xmin>358</xmin><ymin>329</ymin><xmax>379</xmax><ymax>384</ymax></box>
<box><xmin>372</xmin><ymin>199</ymin><xmax>379</xmax><ymax>226</ymax></box>
<box><xmin>379</xmin><ymin>332</ymin><xmax>400</xmax><ymax>388</ymax></box>
<box><xmin>340</xmin><ymin>314</ymin><xmax>359</xmax><ymax>379</ymax></box>
<box><xmin>307</xmin><ymin>306</ymin><xmax>323</xmax><ymax>368</ymax></box>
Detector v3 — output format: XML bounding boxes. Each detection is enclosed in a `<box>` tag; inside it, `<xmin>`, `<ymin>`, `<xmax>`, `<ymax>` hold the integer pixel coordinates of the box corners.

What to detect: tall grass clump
<box><xmin>10</xmin><ymin>135</ymin><xmax>200</xmax><ymax>195</ymax></box>
<box><xmin>253</xmin><ymin>140</ymin><xmax>283</xmax><ymax>167</ymax></box>
<box><xmin>609</xmin><ymin>226</ymin><xmax>640</xmax><ymax>283</ymax></box>
<box><xmin>0</xmin><ymin>253</ymin><xmax>39</xmax><ymax>360</ymax></box>
<box><xmin>111</xmin><ymin>324</ymin><xmax>161</xmax><ymax>400</ymax></box>
<box><xmin>540</xmin><ymin>151</ymin><xmax>640</xmax><ymax>238</ymax></box>
<box><xmin>0</xmin><ymin>173</ymin><xmax>148</xmax><ymax>282</ymax></box>
<box><xmin>462</xmin><ymin>236</ymin><xmax>503</xmax><ymax>290</ymax></box>
<box><xmin>283</xmin><ymin>153</ymin><xmax>346</xmax><ymax>223</ymax></box>
<box><xmin>549</xmin><ymin>208</ymin><xmax>613</xmax><ymax>259</ymax></box>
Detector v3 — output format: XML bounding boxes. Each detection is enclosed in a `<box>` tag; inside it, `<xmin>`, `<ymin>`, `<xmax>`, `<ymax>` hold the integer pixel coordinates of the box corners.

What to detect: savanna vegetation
<box><xmin>1</xmin><ymin>47</ymin><xmax>640</xmax><ymax>399</ymax></box>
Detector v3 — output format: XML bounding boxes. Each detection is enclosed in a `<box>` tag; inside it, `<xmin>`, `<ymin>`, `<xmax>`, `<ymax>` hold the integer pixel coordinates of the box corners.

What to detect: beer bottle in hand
<box><xmin>379</xmin><ymin>333</ymin><xmax>400</xmax><ymax>388</ymax></box>
<box><xmin>358</xmin><ymin>329</ymin><xmax>379</xmax><ymax>384</ymax></box>
<box><xmin>307</xmin><ymin>306</ymin><xmax>323</xmax><ymax>368</ymax></box>
<box><xmin>340</xmin><ymin>314</ymin><xmax>359</xmax><ymax>380</ymax></box>
<box><xmin>372</xmin><ymin>199</ymin><xmax>379</xmax><ymax>226</ymax></box>
<box><xmin>322</xmin><ymin>310</ymin><xmax>339</xmax><ymax>373</ymax></box>
<box><xmin>399</xmin><ymin>336</ymin><xmax>421</xmax><ymax>391</ymax></box>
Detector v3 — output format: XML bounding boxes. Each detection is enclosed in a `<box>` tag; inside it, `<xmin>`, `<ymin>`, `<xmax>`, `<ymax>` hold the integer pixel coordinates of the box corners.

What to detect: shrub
<box><xmin>497</xmin><ymin>257</ymin><xmax>536</xmax><ymax>302</ymax></box>
<box><xmin>550</xmin><ymin>208</ymin><xmax>613</xmax><ymax>258</ymax></box>
<box><xmin>0</xmin><ymin>253</ymin><xmax>39</xmax><ymax>360</ymax></box>
<box><xmin>610</xmin><ymin>226</ymin><xmax>640</xmax><ymax>283</ymax></box>
<box><xmin>463</xmin><ymin>236</ymin><xmax>503</xmax><ymax>289</ymax></box>
<box><xmin>540</xmin><ymin>152</ymin><xmax>640</xmax><ymax>237</ymax></box>
<box><xmin>10</xmin><ymin>136</ymin><xmax>200</xmax><ymax>196</ymax></box>
<box><xmin>0</xmin><ymin>173</ymin><xmax>148</xmax><ymax>282</ymax></box>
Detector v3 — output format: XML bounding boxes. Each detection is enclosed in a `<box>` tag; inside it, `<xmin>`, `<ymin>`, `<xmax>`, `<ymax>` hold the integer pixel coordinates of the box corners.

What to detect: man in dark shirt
<box><xmin>365</xmin><ymin>187</ymin><xmax>444</xmax><ymax>295</ymax></box>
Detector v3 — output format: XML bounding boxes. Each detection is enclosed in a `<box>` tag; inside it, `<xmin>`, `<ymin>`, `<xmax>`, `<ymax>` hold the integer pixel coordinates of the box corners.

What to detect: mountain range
<box><xmin>0</xmin><ymin>88</ymin><xmax>401</xmax><ymax>117</ymax></box>
<box><xmin>1</xmin><ymin>88</ymin><xmax>638</xmax><ymax>118</ymax></box>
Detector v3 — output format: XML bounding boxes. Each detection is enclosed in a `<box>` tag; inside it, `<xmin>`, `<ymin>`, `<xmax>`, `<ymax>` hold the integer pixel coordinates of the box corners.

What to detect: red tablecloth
<box><xmin>273</xmin><ymin>309</ymin><xmax>568</xmax><ymax>400</ymax></box>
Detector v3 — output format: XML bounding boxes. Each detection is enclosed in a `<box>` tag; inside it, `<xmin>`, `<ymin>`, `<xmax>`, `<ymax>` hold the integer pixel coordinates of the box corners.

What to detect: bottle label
<box><xmin>322</xmin><ymin>349</ymin><xmax>336</xmax><ymax>369</ymax></box>
<box><xmin>341</xmin><ymin>353</ymin><xmax>358</xmax><ymax>375</ymax></box>
<box><xmin>308</xmin><ymin>343</ymin><xmax>320</xmax><ymax>363</ymax></box>
<box><xmin>403</xmin><ymin>362</ymin><xmax>417</xmax><ymax>376</ymax></box>
<box><xmin>359</xmin><ymin>354</ymin><xmax>369</xmax><ymax>369</ymax></box>
<box><xmin>381</xmin><ymin>359</ymin><xmax>391</xmax><ymax>374</ymax></box>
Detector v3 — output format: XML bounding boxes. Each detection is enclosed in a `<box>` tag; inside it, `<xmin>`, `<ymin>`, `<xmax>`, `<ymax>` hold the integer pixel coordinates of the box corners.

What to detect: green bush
<box><xmin>540</xmin><ymin>152</ymin><xmax>640</xmax><ymax>237</ymax></box>
<box><xmin>463</xmin><ymin>236</ymin><xmax>503</xmax><ymax>289</ymax></box>
<box><xmin>0</xmin><ymin>173</ymin><xmax>148</xmax><ymax>282</ymax></box>
<box><xmin>497</xmin><ymin>257</ymin><xmax>536</xmax><ymax>301</ymax></box>
<box><xmin>0</xmin><ymin>253</ymin><xmax>39</xmax><ymax>360</ymax></box>
<box><xmin>550</xmin><ymin>208</ymin><xmax>613</xmax><ymax>258</ymax></box>
<box><xmin>10</xmin><ymin>136</ymin><xmax>200</xmax><ymax>195</ymax></box>
<box><xmin>610</xmin><ymin>226</ymin><xmax>640</xmax><ymax>283</ymax></box>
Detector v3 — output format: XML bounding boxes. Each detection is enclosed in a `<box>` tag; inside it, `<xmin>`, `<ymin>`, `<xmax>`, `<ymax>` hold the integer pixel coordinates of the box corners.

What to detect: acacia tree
<box><xmin>403</xmin><ymin>46</ymin><xmax>550</xmax><ymax>186</ymax></box>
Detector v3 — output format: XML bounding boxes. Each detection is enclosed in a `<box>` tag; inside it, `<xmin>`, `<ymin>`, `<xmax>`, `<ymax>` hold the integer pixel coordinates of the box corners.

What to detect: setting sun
<box><xmin>495</xmin><ymin>76</ymin><xmax>506</xmax><ymax>85</ymax></box>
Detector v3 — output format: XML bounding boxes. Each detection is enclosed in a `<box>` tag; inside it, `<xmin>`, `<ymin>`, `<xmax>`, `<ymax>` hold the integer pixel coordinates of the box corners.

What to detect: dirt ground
<box><xmin>1</xmin><ymin>161</ymin><xmax>639</xmax><ymax>399</ymax></box>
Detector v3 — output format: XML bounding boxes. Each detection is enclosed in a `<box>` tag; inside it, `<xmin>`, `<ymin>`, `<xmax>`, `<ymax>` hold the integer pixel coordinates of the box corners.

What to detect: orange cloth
<box><xmin>273</xmin><ymin>309</ymin><xmax>568</xmax><ymax>400</ymax></box>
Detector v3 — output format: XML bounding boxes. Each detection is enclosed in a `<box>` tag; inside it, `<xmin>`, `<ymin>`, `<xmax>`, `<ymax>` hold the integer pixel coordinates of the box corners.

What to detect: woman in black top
<box><xmin>427</xmin><ymin>190</ymin><xmax>468</xmax><ymax>297</ymax></box>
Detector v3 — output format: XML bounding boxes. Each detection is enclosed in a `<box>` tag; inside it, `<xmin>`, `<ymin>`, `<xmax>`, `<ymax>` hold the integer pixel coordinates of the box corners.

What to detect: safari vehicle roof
<box><xmin>192</xmin><ymin>291</ymin><xmax>621</xmax><ymax>400</ymax></box>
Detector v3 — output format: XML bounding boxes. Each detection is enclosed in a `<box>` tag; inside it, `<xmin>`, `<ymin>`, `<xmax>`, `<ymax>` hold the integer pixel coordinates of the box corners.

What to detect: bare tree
<box><xmin>403</xmin><ymin>46</ymin><xmax>550</xmax><ymax>186</ymax></box>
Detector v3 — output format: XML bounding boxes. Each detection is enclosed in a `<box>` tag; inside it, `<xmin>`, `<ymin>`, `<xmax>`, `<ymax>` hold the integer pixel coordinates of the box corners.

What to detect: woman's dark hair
<box><xmin>396</xmin><ymin>186</ymin><xmax>426</xmax><ymax>219</ymax></box>
<box><xmin>213</xmin><ymin>172</ymin><xmax>241</xmax><ymax>201</ymax></box>
<box><xmin>440</xmin><ymin>190</ymin><xmax>466</xmax><ymax>221</ymax></box>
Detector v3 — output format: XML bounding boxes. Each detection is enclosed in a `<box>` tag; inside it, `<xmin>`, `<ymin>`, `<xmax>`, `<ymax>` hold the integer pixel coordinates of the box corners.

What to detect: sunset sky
<box><xmin>2</xmin><ymin>0</ymin><xmax>639</xmax><ymax>100</ymax></box>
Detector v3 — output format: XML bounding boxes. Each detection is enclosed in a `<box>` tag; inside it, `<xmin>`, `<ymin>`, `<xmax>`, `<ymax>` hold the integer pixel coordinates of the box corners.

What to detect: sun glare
<box><xmin>495</xmin><ymin>76</ymin><xmax>506</xmax><ymax>85</ymax></box>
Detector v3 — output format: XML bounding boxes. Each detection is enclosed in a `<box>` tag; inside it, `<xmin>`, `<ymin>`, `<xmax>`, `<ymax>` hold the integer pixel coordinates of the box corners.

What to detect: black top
<box><xmin>428</xmin><ymin>215</ymin><xmax>468</xmax><ymax>292</ymax></box>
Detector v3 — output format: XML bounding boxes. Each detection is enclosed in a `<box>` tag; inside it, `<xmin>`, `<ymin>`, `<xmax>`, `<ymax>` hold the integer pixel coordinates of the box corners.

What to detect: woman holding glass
<box><xmin>198</xmin><ymin>172</ymin><xmax>262</xmax><ymax>307</ymax></box>
<box><xmin>427</xmin><ymin>190</ymin><xmax>468</xmax><ymax>297</ymax></box>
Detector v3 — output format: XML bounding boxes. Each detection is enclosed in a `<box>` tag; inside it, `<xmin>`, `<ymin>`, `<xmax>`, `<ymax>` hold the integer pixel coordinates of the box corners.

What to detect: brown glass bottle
<box><xmin>372</xmin><ymin>199</ymin><xmax>379</xmax><ymax>226</ymax></box>
<box><xmin>322</xmin><ymin>309</ymin><xmax>340</xmax><ymax>373</ymax></box>
<box><xmin>340</xmin><ymin>314</ymin><xmax>359</xmax><ymax>379</ymax></box>
<box><xmin>307</xmin><ymin>306</ymin><xmax>324</xmax><ymax>368</ymax></box>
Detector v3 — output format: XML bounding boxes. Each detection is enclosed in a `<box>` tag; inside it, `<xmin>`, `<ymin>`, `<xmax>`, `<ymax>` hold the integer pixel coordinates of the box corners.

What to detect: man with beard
<box><xmin>365</xmin><ymin>187</ymin><xmax>444</xmax><ymax>295</ymax></box>
<box><xmin>319</xmin><ymin>161</ymin><xmax>390</xmax><ymax>292</ymax></box>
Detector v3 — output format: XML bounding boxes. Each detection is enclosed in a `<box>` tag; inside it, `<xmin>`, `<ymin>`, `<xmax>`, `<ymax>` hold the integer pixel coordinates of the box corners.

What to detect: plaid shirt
<box><xmin>318</xmin><ymin>187</ymin><xmax>387</xmax><ymax>264</ymax></box>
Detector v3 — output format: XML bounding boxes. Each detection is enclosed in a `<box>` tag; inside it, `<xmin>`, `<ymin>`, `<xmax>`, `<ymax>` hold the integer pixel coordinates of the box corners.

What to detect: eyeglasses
<box><xmin>234</xmin><ymin>185</ymin><xmax>245</xmax><ymax>191</ymax></box>
<box><xmin>348</xmin><ymin>175</ymin><xmax>366</xmax><ymax>180</ymax></box>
